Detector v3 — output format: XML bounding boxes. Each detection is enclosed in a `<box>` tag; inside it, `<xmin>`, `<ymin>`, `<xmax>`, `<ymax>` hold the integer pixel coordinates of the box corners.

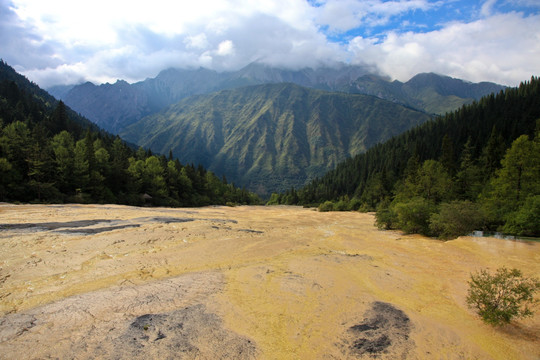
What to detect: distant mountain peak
<box><xmin>47</xmin><ymin>63</ymin><xmax>505</xmax><ymax>134</ymax></box>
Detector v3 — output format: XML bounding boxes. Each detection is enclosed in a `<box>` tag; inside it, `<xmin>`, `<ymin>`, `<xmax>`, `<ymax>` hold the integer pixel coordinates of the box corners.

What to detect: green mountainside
<box><xmin>121</xmin><ymin>83</ymin><xmax>431</xmax><ymax>195</ymax></box>
<box><xmin>0</xmin><ymin>60</ymin><xmax>259</xmax><ymax>206</ymax></box>
<box><xmin>279</xmin><ymin>77</ymin><xmax>540</xmax><ymax>238</ymax></box>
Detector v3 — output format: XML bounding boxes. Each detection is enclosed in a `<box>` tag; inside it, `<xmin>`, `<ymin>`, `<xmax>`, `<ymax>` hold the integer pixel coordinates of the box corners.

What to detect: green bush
<box><xmin>429</xmin><ymin>200</ymin><xmax>485</xmax><ymax>239</ymax></box>
<box><xmin>393</xmin><ymin>197</ymin><xmax>437</xmax><ymax>235</ymax></box>
<box><xmin>348</xmin><ymin>197</ymin><xmax>364</xmax><ymax>211</ymax></box>
<box><xmin>466</xmin><ymin>267</ymin><xmax>539</xmax><ymax>326</ymax></box>
<box><xmin>375</xmin><ymin>200</ymin><xmax>395</xmax><ymax>229</ymax></box>
<box><xmin>318</xmin><ymin>201</ymin><xmax>335</xmax><ymax>212</ymax></box>
<box><xmin>333</xmin><ymin>199</ymin><xmax>350</xmax><ymax>211</ymax></box>
<box><xmin>266</xmin><ymin>193</ymin><xmax>281</xmax><ymax>205</ymax></box>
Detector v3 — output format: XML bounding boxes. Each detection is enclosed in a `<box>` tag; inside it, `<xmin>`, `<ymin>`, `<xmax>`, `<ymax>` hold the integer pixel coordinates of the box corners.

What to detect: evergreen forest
<box><xmin>271</xmin><ymin>77</ymin><xmax>540</xmax><ymax>238</ymax></box>
<box><xmin>0</xmin><ymin>61</ymin><xmax>260</xmax><ymax>206</ymax></box>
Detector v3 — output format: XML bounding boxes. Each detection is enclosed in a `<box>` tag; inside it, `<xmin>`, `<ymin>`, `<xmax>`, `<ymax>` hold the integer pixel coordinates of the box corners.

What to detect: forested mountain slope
<box><xmin>121</xmin><ymin>83</ymin><xmax>432</xmax><ymax>195</ymax></box>
<box><xmin>0</xmin><ymin>60</ymin><xmax>259</xmax><ymax>206</ymax></box>
<box><xmin>279</xmin><ymin>77</ymin><xmax>539</xmax><ymax>238</ymax></box>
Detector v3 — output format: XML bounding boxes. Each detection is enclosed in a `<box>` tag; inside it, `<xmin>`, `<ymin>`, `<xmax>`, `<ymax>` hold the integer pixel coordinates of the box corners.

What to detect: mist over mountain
<box><xmin>49</xmin><ymin>62</ymin><xmax>504</xmax><ymax>134</ymax></box>
<box><xmin>48</xmin><ymin>63</ymin><xmax>373</xmax><ymax>133</ymax></box>
<box><xmin>120</xmin><ymin>82</ymin><xmax>432</xmax><ymax>195</ymax></box>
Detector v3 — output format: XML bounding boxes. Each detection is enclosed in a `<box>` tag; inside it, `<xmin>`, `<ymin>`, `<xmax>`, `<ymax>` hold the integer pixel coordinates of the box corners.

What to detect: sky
<box><xmin>1</xmin><ymin>0</ymin><xmax>539</xmax><ymax>88</ymax></box>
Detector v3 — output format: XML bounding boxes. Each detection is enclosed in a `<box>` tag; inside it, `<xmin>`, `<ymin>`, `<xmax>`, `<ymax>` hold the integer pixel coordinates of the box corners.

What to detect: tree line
<box><xmin>270</xmin><ymin>77</ymin><xmax>540</xmax><ymax>238</ymax></box>
<box><xmin>0</xmin><ymin>63</ymin><xmax>260</xmax><ymax>206</ymax></box>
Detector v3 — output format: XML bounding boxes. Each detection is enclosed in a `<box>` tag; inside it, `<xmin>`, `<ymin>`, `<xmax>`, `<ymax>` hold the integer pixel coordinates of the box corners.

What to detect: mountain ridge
<box><xmin>120</xmin><ymin>82</ymin><xmax>432</xmax><ymax>195</ymax></box>
<box><xmin>48</xmin><ymin>63</ymin><xmax>505</xmax><ymax>134</ymax></box>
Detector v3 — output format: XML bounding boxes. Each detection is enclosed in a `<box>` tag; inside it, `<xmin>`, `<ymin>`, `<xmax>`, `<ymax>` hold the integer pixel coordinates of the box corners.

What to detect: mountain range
<box><xmin>46</xmin><ymin>62</ymin><xmax>505</xmax><ymax>195</ymax></box>
<box><xmin>49</xmin><ymin>63</ymin><xmax>504</xmax><ymax>134</ymax></box>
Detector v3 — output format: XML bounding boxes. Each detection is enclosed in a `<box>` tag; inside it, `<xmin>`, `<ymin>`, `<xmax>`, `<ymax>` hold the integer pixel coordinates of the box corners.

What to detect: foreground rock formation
<box><xmin>0</xmin><ymin>204</ymin><xmax>538</xmax><ymax>359</ymax></box>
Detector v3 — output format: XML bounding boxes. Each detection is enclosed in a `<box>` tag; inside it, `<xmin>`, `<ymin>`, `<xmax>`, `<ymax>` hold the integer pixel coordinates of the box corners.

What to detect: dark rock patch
<box><xmin>342</xmin><ymin>301</ymin><xmax>413</xmax><ymax>358</ymax></box>
<box><xmin>237</xmin><ymin>229</ymin><xmax>264</xmax><ymax>234</ymax></box>
<box><xmin>133</xmin><ymin>217</ymin><xmax>195</xmax><ymax>224</ymax></box>
<box><xmin>112</xmin><ymin>304</ymin><xmax>257</xmax><ymax>359</ymax></box>
<box><xmin>0</xmin><ymin>217</ymin><xmax>197</xmax><ymax>235</ymax></box>
<box><xmin>58</xmin><ymin>224</ymin><xmax>141</xmax><ymax>234</ymax></box>
<box><xmin>0</xmin><ymin>219</ymin><xmax>113</xmax><ymax>231</ymax></box>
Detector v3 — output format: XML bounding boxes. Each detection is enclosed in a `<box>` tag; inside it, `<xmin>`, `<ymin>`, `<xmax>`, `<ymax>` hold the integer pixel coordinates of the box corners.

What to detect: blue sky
<box><xmin>1</xmin><ymin>0</ymin><xmax>539</xmax><ymax>87</ymax></box>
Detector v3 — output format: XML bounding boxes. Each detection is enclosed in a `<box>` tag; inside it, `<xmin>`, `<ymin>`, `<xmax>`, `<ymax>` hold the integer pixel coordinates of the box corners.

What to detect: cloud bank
<box><xmin>1</xmin><ymin>0</ymin><xmax>539</xmax><ymax>87</ymax></box>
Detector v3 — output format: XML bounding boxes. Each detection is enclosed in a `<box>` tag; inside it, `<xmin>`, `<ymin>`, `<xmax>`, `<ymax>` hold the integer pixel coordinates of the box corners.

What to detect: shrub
<box><xmin>334</xmin><ymin>199</ymin><xmax>350</xmax><ymax>211</ymax></box>
<box><xmin>348</xmin><ymin>197</ymin><xmax>363</xmax><ymax>211</ymax></box>
<box><xmin>375</xmin><ymin>200</ymin><xmax>395</xmax><ymax>230</ymax></box>
<box><xmin>318</xmin><ymin>201</ymin><xmax>335</xmax><ymax>212</ymax></box>
<box><xmin>429</xmin><ymin>200</ymin><xmax>485</xmax><ymax>239</ymax></box>
<box><xmin>466</xmin><ymin>267</ymin><xmax>539</xmax><ymax>326</ymax></box>
<box><xmin>393</xmin><ymin>197</ymin><xmax>437</xmax><ymax>235</ymax></box>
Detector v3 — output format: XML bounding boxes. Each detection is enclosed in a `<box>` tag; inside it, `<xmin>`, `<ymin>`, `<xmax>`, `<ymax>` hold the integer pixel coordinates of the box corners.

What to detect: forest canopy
<box><xmin>271</xmin><ymin>76</ymin><xmax>540</xmax><ymax>238</ymax></box>
<box><xmin>0</xmin><ymin>60</ymin><xmax>260</xmax><ymax>206</ymax></box>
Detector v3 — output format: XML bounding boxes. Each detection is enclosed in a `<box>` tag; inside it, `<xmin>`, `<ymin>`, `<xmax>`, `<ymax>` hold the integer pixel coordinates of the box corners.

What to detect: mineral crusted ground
<box><xmin>0</xmin><ymin>204</ymin><xmax>538</xmax><ymax>359</ymax></box>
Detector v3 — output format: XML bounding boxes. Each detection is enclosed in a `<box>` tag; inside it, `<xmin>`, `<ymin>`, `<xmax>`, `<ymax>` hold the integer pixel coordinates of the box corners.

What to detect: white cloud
<box><xmin>1</xmin><ymin>0</ymin><xmax>539</xmax><ymax>87</ymax></box>
<box><xmin>348</xmin><ymin>12</ymin><xmax>540</xmax><ymax>85</ymax></box>
<box><xmin>481</xmin><ymin>0</ymin><xmax>498</xmax><ymax>16</ymax></box>
<box><xmin>315</xmin><ymin>0</ymin><xmax>437</xmax><ymax>32</ymax></box>
<box><xmin>184</xmin><ymin>34</ymin><xmax>209</xmax><ymax>50</ymax></box>
<box><xmin>217</xmin><ymin>40</ymin><xmax>235</xmax><ymax>56</ymax></box>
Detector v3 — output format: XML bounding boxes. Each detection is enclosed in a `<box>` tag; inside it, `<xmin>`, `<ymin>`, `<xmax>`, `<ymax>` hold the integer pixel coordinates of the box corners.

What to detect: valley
<box><xmin>0</xmin><ymin>204</ymin><xmax>538</xmax><ymax>359</ymax></box>
<box><xmin>47</xmin><ymin>63</ymin><xmax>505</xmax><ymax>195</ymax></box>
<box><xmin>120</xmin><ymin>83</ymin><xmax>431</xmax><ymax>195</ymax></box>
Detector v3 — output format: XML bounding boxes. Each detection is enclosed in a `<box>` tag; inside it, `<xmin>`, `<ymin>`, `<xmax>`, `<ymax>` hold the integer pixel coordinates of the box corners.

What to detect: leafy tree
<box><xmin>455</xmin><ymin>138</ymin><xmax>483</xmax><ymax>201</ymax></box>
<box><xmin>502</xmin><ymin>195</ymin><xmax>540</xmax><ymax>236</ymax></box>
<box><xmin>480</xmin><ymin>126</ymin><xmax>506</xmax><ymax>181</ymax></box>
<box><xmin>467</xmin><ymin>267</ymin><xmax>539</xmax><ymax>326</ymax></box>
<box><xmin>415</xmin><ymin>160</ymin><xmax>454</xmax><ymax>203</ymax></box>
<box><xmin>0</xmin><ymin>157</ymin><xmax>14</xmax><ymax>200</ymax></box>
<box><xmin>429</xmin><ymin>200</ymin><xmax>485</xmax><ymax>239</ymax></box>
<box><xmin>26</xmin><ymin>141</ymin><xmax>53</xmax><ymax>201</ymax></box>
<box><xmin>109</xmin><ymin>137</ymin><xmax>130</xmax><ymax>194</ymax></box>
<box><xmin>51</xmin><ymin>131</ymin><xmax>75</xmax><ymax>194</ymax></box>
<box><xmin>482</xmin><ymin>134</ymin><xmax>540</xmax><ymax>228</ymax></box>
<box><xmin>375</xmin><ymin>199</ymin><xmax>395</xmax><ymax>230</ymax></box>
<box><xmin>440</xmin><ymin>134</ymin><xmax>456</xmax><ymax>176</ymax></box>
<box><xmin>266</xmin><ymin>193</ymin><xmax>281</xmax><ymax>205</ymax></box>
<box><xmin>333</xmin><ymin>196</ymin><xmax>350</xmax><ymax>211</ymax></box>
<box><xmin>396</xmin><ymin>160</ymin><xmax>453</xmax><ymax>204</ymax></box>
<box><xmin>49</xmin><ymin>100</ymin><xmax>68</xmax><ymax>134</ymax></box>
<box><xmin>393</xmin><ymin>196</ymin><xmax>437</xmax><ymax>235</ymax></box>
<box><xmin>360</xmin><ymin>172</ymin><xmax>390</xmax><ymax>210</ymax></box>
<box><xmin>73</xmin><ymin>138</ymin><xmax>90</xmax><ymax>193</ymax></box>
<box><xmin>144</xmin><ymin>155</ymin><xmax>168</xmax><ymax>200</ymax></box>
